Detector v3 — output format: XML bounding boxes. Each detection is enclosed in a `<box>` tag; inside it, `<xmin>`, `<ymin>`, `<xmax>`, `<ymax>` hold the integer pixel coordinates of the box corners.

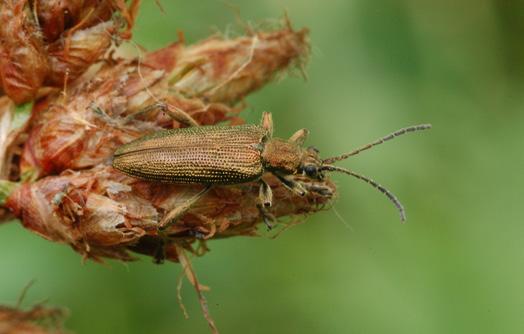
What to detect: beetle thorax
<box><xmin>261</xmin><ymin>138</ymin><xmax>303</xmax><ymax>174</ymax></box>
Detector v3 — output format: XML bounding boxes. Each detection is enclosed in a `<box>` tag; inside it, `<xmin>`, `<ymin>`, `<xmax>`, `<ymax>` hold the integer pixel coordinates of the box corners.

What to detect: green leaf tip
<box><xmin>0</xmin><ymin>180</ymin><xmax>18</xmax><ymax>206</ymax></box>
<box><xmin>12</xmin><ymin>102</ymin><xmax>33</xmax><ymax>130</ymax></box>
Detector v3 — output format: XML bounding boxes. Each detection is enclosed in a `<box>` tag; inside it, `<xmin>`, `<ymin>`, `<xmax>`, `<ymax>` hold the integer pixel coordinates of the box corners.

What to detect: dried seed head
<box><xmin>170</xmin><ymin>27</ymin><xmax>310</xmax><ymax>104</ymax></box>
<box><xmin>0</xmin><ymin>299</ymin><xmax>67</xmax><ymax>334</ymax></box>
<box><xmin>0</xmin><ymin>279</ymin><xmax>66</xmax><ymax>333</ymax></box>
<box><xmin>46</xmin><ymin>21</ymin><xmax>116</xmax><ymax>86</ymax></box>
<box><xmin>5</xmin><ymin>166</ymin><xmax>335</xmax><ymax>262</ymax></box>
<box><xmin>0</xmin><ymin>12</ymin><xmax>328</xmax><ymax>265</ymax></box>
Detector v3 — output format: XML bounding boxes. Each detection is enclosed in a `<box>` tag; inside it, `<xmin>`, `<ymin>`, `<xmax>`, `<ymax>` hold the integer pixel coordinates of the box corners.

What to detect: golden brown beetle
<box><xmin>113</xmin><ymin>111</ymin><xmax>430</xmax><ymax>228</ymax></box>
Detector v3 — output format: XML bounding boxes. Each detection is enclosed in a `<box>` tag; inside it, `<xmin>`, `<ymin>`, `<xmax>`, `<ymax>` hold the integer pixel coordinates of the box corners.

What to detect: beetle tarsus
<box><xmin>258</xmin><ymin>202</ymin><xmax>276</xmax><ymax>231</ymax></box>
<box><xmin>263</xmin><ymin>217</ymin><xmax>274</xmax><ymax>231</ymax></box>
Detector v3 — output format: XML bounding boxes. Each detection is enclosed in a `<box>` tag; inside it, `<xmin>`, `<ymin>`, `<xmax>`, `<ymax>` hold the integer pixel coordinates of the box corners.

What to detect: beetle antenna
<box><xmin>320</xmin><ymin>165</ymin><xmax>406</xmax><ymax>222</ymax></box>
<box><xmin>322</xmin><ymin>124</ymin><xmax>431</xmax><ymax>164</ymax></box>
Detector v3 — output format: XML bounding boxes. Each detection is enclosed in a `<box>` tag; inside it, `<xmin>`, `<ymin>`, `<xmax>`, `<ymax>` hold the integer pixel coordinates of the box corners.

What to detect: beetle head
<box><xmin>298</xmin><ymin>146</ymin><xmax>324</xmax><ymax>179</ymax></box>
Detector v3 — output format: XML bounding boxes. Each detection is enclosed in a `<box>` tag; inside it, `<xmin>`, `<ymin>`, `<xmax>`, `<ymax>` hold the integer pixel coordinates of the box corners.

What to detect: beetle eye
<box><xmin>304</xmin><ymin>165</ymin><xmax>317</xmax><ymax>177</ymax></box>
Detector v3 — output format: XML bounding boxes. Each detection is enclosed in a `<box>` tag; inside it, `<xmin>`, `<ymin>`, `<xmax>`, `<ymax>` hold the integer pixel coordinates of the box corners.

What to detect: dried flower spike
<box><xmin>5</xmin><ymin>166</ymin><xmax>334</xmax><ymax>262</ymax></box>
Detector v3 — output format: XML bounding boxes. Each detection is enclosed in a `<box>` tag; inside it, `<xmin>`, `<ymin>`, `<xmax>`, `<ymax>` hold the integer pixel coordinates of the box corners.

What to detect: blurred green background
<box><xmin>1</xmin><ymin>0</ymin><xmax>524</xmax><ymax>333</ymax></box>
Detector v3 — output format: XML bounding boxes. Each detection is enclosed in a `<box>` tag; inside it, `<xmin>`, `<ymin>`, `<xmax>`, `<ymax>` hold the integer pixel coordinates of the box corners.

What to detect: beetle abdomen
<box><xmin>113</xmin><ymin>124</ymin><xmax>268</xmax><ymax>184</ymax></box>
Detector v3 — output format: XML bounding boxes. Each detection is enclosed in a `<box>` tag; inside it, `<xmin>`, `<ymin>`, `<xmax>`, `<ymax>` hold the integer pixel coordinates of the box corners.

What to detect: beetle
<box><xmin>112</xmin><ymin>111</ymin><xmax>431</xmax><ymax>228</ymax></box>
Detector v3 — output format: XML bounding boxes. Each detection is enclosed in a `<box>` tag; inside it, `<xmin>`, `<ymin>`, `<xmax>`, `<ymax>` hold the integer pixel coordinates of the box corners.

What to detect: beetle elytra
<box><xmin>112</xmin><ymin>111</ymin><xmax>431</xmax><ymax>228</ymax></box>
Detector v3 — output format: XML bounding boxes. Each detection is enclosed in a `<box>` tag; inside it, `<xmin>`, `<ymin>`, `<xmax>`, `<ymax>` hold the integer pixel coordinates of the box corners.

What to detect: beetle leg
<box><xmin>258</xmin><ymin>179</ymin><xmax>273</xmax><ymax>207</ymax></box>
<box><xmin>258</xmin><ymin>204</ymin><xmax>276</xmax><ymax>230</ymax></box>
<box><xmin>260</xmin><ymin>112</ymin><xmax>273</xmax><ymax>137</ymax></box>
<box><xmin>288</xmin><ymin>128</ymin><xmax>309</xmax><ymax>146</ymax></box>
<box><xmin>159</xmin><ymin>185</ymin><xmax>212</xmax><ymax>229</ymax></box>
<box><xmin>274</xmin><ymin>173</ymin><xmax>308</xmax><ymax>197</ymax></box>
<box><xmin>302</xmin><ymin>182</ymin><xmax>334</xmax><ymax>197</ymax></box>
<box><xmin>124</xmin><ymin>102</ymin><xmax>165</xmax><ymax>122</ymax></box>
<box><xmin>163</xmin><ymin>103</ymin><xmax>200</xmax><ymax>127</ymax></box>
<box><xmin>257</xmin><ymin>180</ymin><xmax>275</xmax><ymax>230</ymax></box>
<box><xmin>124</xmin><ymin>101</ymin><xmax>199</xmax><ymax>127</ymax></box>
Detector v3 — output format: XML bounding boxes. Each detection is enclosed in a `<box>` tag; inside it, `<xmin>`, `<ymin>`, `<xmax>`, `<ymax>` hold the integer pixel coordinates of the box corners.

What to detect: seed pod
<box><xmin>45</xmin><ymin>21</ymin><xmax>116</xmax><ymax>86</ymax></box>
<box><xmin>0</xmin><ymin>0</ymin><xmax>139</xmax><ymax>104</ymax></box>
<box><xmin>5</xmin><ymin>166</ymin><xmax>335</xmax><ymax>262</ymax></box>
